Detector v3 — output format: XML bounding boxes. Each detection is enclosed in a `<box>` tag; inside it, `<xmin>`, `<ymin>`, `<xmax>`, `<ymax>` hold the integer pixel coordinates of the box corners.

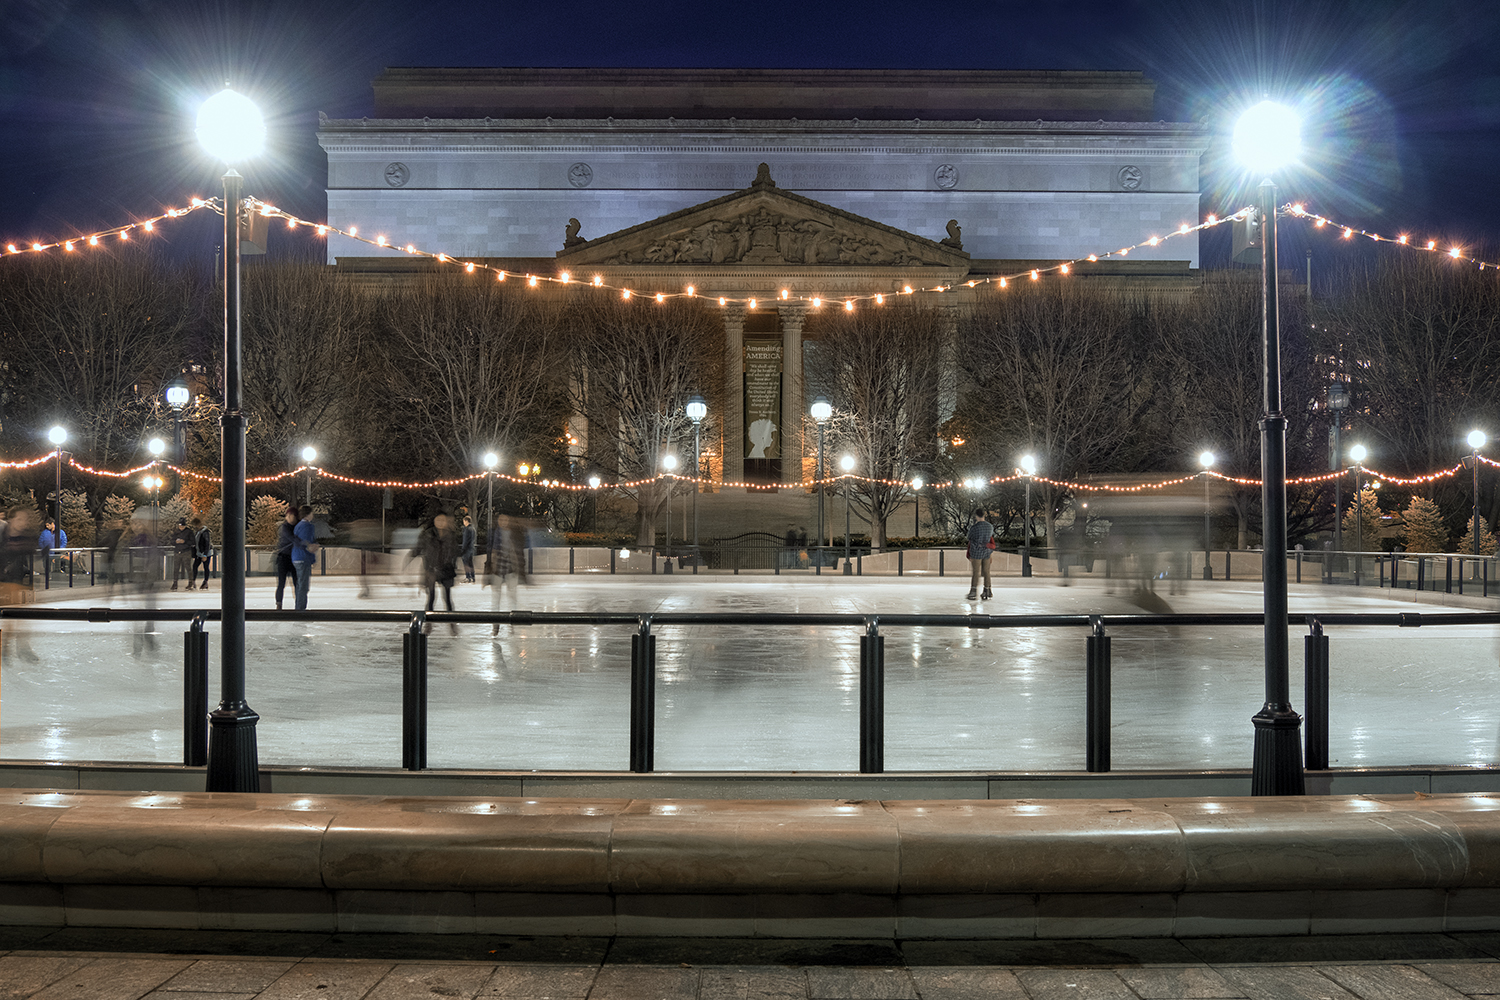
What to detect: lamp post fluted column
<box><xmin>1469</xmin><ymin>431</ymin><xmax>1487</xmax><ymax>560</ymax></box>
<box><xmin>1250</xmin><ymin>175</ymin><xmax>1303</xmax><ymax>796</ymax></box>
<box><xmin>206</xmin><ymin>166</ymin><xmax>258</xmax><ymax>792</ymax></box>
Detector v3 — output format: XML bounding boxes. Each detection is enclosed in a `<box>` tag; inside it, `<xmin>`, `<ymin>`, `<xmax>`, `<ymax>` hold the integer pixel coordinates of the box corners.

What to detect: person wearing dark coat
<box><xmin>413</xmin><ymin>513</ymin><xmax>459</xmax><ymax>633</ymax></box>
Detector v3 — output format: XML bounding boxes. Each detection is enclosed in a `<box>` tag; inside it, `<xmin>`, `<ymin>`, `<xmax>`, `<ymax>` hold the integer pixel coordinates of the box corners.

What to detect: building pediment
<box><xmin>558</xmin><ymin>164</ymin><xmax>970</xmax><ymax>269</ymax></box>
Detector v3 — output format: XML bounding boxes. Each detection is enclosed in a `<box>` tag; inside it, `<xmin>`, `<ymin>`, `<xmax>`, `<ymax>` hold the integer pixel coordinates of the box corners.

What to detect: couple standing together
<box><xmin>274</xmin><ymin>506</ymin><xmax>318</xmax><ymax>610</ymax></box>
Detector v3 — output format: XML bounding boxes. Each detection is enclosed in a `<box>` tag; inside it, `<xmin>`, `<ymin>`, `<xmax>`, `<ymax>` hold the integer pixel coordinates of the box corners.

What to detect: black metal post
<box><xmin>859</xmin><ymin>617</ymin><xmax>884</xmax><ymax>773</ymax></box>
<box><xmin>843</xmin><ymin>475</ymin><xmax>852</xmax><ymax>575</ymax></box>
<box><xmin>692</xmin><ymin>421</ymin><xmax>701</xmax><ymax>566</ymax></box>
<box><xmin>1022</xmin><ymin>476</ymin><xmax>1033</xmax><ymax>578</ymax></box>
<box><xmin>1304</xmin><ymin>619</ymin><xmax>1329</xmax><ymax>771</ymax></box>
<box><xmin>1353</xmin><ymin>466</ymin><xmax>1363</xmax><ymax>588</ymax></box>
<box><xmin>183</xmin><ymin>617</ymin><xmax>209</xmax><ymax>767</ymax></box>
<box><xmin>1085</xmin><ymin>617</ymin><xmax>1111</xmax><ymax>772</ymax></box>
<box><xmin>1250</xmin><ymin>178</ymin><xmax>1305</xmax><ymax>796</ymax></box>
<box><xmin>630</xmin><ymin>616</ymin><xmax>655</xmax><ymax>772</ymax></box>
<box><xmin>1203</xmin><ymin>471</ymin><xmax>1213</xmax><ymax>580</ymax></box>
<box><xmin>402</xmin><ymin>616</ymin><xmax>428</xmax><ymax>770</ymax></box>
<box><xmin>205</xmin><ymin>169</ymin><xmax>259</xmax><ymax>793</ymax></box>
<box><xmin>1475</xmin><ymin>447</ymin><xmax>1484</xmax><ymax>559</ymax></box>
<box><xmin>816</xmin><ymin>423</ymin><xmax>826</xmax><ymax>553</ymax></box>
<box><xmin>53</xmin><ymin>448</ymin><xmax>63</xmax><ymax>536</ymax></box>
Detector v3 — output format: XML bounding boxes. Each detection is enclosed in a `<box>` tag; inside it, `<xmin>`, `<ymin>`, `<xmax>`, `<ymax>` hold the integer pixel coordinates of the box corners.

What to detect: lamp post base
<box><xmin>205</xmin><ymin>704</ymin><xmax>261</xmax><ymax>792</ymax></box>
<box><xmin>1250</xmin><ymin>705</ymin><xmax>1304</xmax><ymax>796</ymax></box>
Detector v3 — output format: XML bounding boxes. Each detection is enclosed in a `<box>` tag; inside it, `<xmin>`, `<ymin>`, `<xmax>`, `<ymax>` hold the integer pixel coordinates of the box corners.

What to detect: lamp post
<box><xmin>588</xmin><ymin>474</ymin><xmax>602</xmax><ymax>532</ymax></box>
<box><xmin>1234</xmin><ymin>99</ymin><xmax>1305</xmax><ymax>795</ymax></box>
<box><xmin>1328</xmin><ymin>382</ymin><xmax>1349</xmax><ymax>558</ymax></box>
<box><xmin>1019</xmin><ymin>454</ymin><xmax>1037</xmax><ymax>578</ymax></box>
<box><xmin>47</xmin><ymin>425</ymin><xmax>66</xmax><ymax>530</ymax></box>
<box><xmin>687</xmin><ymin>394</ymin><xmax>706</xmax><ymax>562</ymax></box>
<box><xmin>299</xmin><ymin>446</ymin><xmax>317</xmax><ymax>506</ymax></box>
<box><xmin>1469</xmin><ymin>430</ymin><xmax>1487</xmax><ymax>559</ymax></box>
<box><xmin>143</xmin><ymin>473</ymin><xmax>164</xmax><ymax>542</ymax></box>
<box><xmin>1349</xmin><ymin>444</ymin><xmax>1367</xmax><ymax>586</ymax></box>
<box><xmin>165</xmin><ymin>375</ymin><xmax>190</xmax><ymax>463</ymax></box>
<box><xmin>1199</xmin><ymin>450</ymin><xmax>1215</xmax><ymax>579</ymax></box>
<box><xmin>483</xmin><ymin>451</ymin><xmax>499</xmax><ymax>549</ymax></box>
<box><xmin>839</xmin><ymin>454</ymin><xmax>855</xmax><ymax>574</ymax></box>
<box><xmin>197</xmin><ymin>86</ymin><xmax>265</xmax><ymax>793</ymax></box>
<box><xmin>662</xmin><ymin>453</ymin><xmax>678</xmax><ymax>559</ymax></box>
<box><xmin>812</xmin><ymin>396</ymin><xmax>832</xmax><ymax>554</ymax></box>
<box><xmin>911</xmin><ymin>476</ymin><xmax>923</xmax><ymax>538</ymax></box>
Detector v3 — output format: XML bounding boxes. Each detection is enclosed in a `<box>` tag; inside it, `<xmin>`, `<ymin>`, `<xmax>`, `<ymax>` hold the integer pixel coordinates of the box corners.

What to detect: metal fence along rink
<box><xmin>2</xmin><ymin>603</ymin><xmax>1497</xmax><ymax>775</ymax></box>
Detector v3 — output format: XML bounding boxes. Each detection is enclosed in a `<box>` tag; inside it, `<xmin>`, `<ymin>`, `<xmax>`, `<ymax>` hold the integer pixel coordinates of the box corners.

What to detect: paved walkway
<box><xmin>4</xmin><ymin>929</ymin><xmax>1500</xmax><ymax>998</ymax></box>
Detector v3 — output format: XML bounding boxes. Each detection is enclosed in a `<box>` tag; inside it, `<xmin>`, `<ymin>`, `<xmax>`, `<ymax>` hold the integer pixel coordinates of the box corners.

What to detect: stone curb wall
<box><xmin>3</xmin><ymin>789</ymin><xmax>1500</xmax><ymax>937</ymax></box>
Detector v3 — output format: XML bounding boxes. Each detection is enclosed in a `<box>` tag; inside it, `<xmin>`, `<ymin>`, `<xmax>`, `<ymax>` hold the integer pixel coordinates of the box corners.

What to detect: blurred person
<box><xmin>486</xmin><ymin>513</ymin><xmax>528</xmax><ymax>635</ymax></box>
<box><xmin>97</xmin><ymin>518</ymin><xmax>125</xmax><ymax>594</ymax></box>
<box><xmin>190</xmin><ymin>518</ymin><xmax>213</xmax><ymax>590</ymax></box>
<box><xmin>274</xmin><ymin>507</ymin><xmax>297</xmax><ymax>610</ymax></box>
<box><xmin>38</xmin><ymin>516</ymin><xmax>67</xmax><ymax>580</ymax></box>
<box><xmin>349</xmin><ymin>518</ymin><xmax>383</xmax><ymax>599</ymax></box>
<box><xmin>170</xmin><ymin>517</ymin><xmax>193</xmax><ymax>590</ymax></box>
<box><xmin>965</xmin><ymin>507</ymin><xmax>994</xmax><ymax>601</ymax></box>
<box><xmin>126</xmin><ymin>512</ymin><xmax>159</xmax><ymax>655</ymax></box>
<box><xmin>414</xmin><ymin>512</ymin><xmax>459</xmax><ymax>633</ymax></box>
<box><xmin>460</xmin><ymin>515</ymin><xmax>477</xmax><ymax>582</ymax></box>
<box><xmin>291</xmin><ymin>504</ymin><xmax>319</xmax><ymax>611</ymax></box>
<box><xmin>4</xmin><ymin>507</ymin><xmax>36</xmax><ymax>586</ymax></box>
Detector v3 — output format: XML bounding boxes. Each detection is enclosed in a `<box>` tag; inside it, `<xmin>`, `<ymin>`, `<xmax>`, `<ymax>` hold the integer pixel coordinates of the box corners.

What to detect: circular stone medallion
<box><xmin>383</xmin><ymin>162</ymin><xmax>410</xmax><ymax>188</ymax></box>
<box><xmin>1117</xmin><ymin>165</ymin><xmax>1143</xmax><ymax>191</ymax></box>
<box><xmin>934</xmin><ymin>164</ymin><xmax>959</xmax><ymax>189</ymax></box>
<box><xmin>568</xmin><ymin>162</ymin><xmax>594</xmax><ymax>188</ymax></box>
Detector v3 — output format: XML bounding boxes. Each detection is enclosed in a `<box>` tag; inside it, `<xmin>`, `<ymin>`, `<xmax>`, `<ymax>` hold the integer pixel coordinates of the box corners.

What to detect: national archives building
<box><xmin>317</xmin><ymin>69</ymin><xmax>1208</xmax><ymax>498</ymax></box>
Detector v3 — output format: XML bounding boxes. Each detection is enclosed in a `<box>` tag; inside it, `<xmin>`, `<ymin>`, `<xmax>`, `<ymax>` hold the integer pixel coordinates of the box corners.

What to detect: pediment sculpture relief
<box><xmin>602</xmin><ymin>207</ymin><xmax>934</xmax><ymax>266</ymax></box>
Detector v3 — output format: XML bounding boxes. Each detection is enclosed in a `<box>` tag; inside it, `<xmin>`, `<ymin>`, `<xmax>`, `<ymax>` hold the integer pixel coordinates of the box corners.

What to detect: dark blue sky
<box><xmin>1</xmin><ymin>0</ymin><xmax>1496</xmax><ymax>270</ymax></box>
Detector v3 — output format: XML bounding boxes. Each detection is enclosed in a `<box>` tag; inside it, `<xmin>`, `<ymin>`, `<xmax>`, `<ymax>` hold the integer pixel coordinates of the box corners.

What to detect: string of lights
<box><xmin>248</xmin><ymin>197</ymin><xmax>1250</xmax><ymax>309</ymax></box>
<box><xmin>0</xmin><ymin>199</ymin><xmax>218</xmax><ymax>257</ymax></box>
<box><xmin>0</xmin><ymin>453</ymin><xmax>1480</xmax><ymax>495</ymax></box>
<box><xmin>1286</xmin><ymin>203</ymin><xmax>1500</xmax><ymax>272</ymax></box>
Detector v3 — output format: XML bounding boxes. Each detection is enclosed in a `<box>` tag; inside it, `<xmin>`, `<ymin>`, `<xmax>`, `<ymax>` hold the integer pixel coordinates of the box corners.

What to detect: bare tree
<box><xmin>960</xmin><ymin>282</ymin><xmax>1153</xmax><ymax>549</ymax></box>
<box><xmin>564</xmin><ymin>296</ymin><xmax>723</xmax><ymax>546</ymax></box>
<box><xmin>805</xmin><ymin>304</ymin><xmax>951</xmax><ymax>549</ymax></box>
<box><xmin>0</xmin><ymin>253</ymin><xmax>197</xmax><ymax>515</ymax></box>
<box><xmin>238</xmin><ymin>261</ymin><xmax>376</xmax><ymax>484</ymax></box>
<box><xmin>376</xmin><ymin>275</ymin><xmax>567</xmax><ymax>519</ymax></box>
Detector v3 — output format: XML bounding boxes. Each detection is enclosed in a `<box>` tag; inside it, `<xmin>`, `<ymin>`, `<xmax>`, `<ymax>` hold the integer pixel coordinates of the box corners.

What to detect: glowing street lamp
<box><xmin>482</xmin><ymin>450</ymin><xmax>500</xmax><ymax>548</ymax></box>
<box><xmin>47</xmin><ymin>425</ymin><xmax>67</xmax><ymax>538</ymax></box>
<box><xmin>165</xmin><ymin>374</ymin><xmax>191</xmax><ymax>463</ymax></box>
<box><xmin>687</xmin><ymin>395</ymin><xmax>707</xmax><ymax>564</ymax></box>
<box><xmin>1236</xmin><ymin>98</ymin><xmax>1304</xmax><ymax>795</ymax></box>
<box><xmin>812</xmin><ymin>396</ymin><xmax>832</xmax><ymax>554</ymax></box>
<box><xmin>1200</xmin><ymin>450</ymin><xmax>1216</xmax><ymax>579</ymax></box>
<box><xmin>662</xmin><ymin>453</ymin><xmax>678</xmax><ymax>557</ymax></box>
<box><xmin>197</xmin><ymin>86</ymin><xmax>266</xmax><ymax>793</ymax></box>
<box><xmin>143</xmin><ymin>473</ymin><xmax>164</xmax><ymax>541</ymax></box>
<box><xmin>300</xmin><ymin>446</ymin><xmax>318</xmax><ymax>506</ymax></box>
<box><xmin>1019</xmin><ymin>454</ymin><xmax>1038</xmax><ymax>578</ymax></box>
<box><xmin>1468</xmin><ymin>430</ymin><xmax>1487</xmax><ymax>558</ymax></box>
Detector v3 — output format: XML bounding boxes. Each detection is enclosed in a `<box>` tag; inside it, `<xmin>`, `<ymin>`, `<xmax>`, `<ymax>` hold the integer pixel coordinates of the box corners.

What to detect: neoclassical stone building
<box><xmin>318</xmin><ymin>68</ymin><xmax>1207</xmax><ymax>506</ymax></box>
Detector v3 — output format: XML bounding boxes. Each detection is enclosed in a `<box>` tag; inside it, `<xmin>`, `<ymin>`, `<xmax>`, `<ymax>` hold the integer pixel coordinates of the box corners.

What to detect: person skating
<box><xmin>170</xmin><ymin>518</ymin><xmax>193</xmax><ymax>590</ymax></box>
<box><xmin>290</xmin><ymin>505</ymin><xmax>319</xmax><ymax>611</ymax></box>
<box><xmin>190</xmin><ymin>518</ymin><xmax>213</xmax><ymax>590</ymax></box>
<box><xmin>273</xmin><ymin>507</ymin><xmax>297</xmax><ymax>610</ymax></box>
<box><xmin>965</xmin><ymin>507</ymin><xmax>994</xmax><ymax>601</ymax></box>
<box><xmin>414</xmin><ymin>512</ymin><xmax>459</xmax><ymax>633</ymax></box>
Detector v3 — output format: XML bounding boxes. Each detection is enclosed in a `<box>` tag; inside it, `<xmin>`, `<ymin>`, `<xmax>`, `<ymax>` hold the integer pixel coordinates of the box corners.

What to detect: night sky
<box><xmin>1</xmin><ymin>0</ymin><xmax>1496</xmax><ymax>274</ymax></box>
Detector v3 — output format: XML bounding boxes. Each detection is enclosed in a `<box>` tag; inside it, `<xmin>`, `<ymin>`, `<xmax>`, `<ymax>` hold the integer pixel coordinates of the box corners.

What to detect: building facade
<box><xmin>318</xmin><ymin>69</ymin><xmax>1208</xmax><ymax>517</ymax></box>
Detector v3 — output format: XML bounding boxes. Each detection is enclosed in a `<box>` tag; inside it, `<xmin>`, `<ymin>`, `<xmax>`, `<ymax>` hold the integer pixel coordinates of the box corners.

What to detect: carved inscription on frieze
<box><xmin>603</xmin><ymin>207</ymin><xmax>930</xmax><ymax>266</ymax></box>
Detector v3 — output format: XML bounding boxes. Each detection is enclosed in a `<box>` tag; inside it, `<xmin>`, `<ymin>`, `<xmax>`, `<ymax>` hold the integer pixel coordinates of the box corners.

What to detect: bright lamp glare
<box><xmin>148</xmin><ymin>438</ymin><xmax>166</xmax><ymax>456</ymax></box>
<box><xmin>839</xmin><ymin>454</ymin><xmax>855</xmax><ymax>472</ymax></box>
<box><xmin>301</xmin><ymin>446</ymin><xmax>317</xmax><ymax>463</ymax></box>
<box><xmin>48</xmin><ymin>426</ymin><xmax>66</xmax><ymax>445</ymax></box>
<box><xmin>1020</xmin><ymin>454</ymin><xmax>1037</xmax><ymax>476</ymax></box>
<box><xmin>1233</xmin><ymin>100</ymin><xmax>1302</xmax><ymax>175</ymax></box>
<box><xmin>483</xmin><ymin>451</ymin><xmax>499</xmax><ymax>469</ymax></box>
<box><xmin>1469</xmin><ymin>430</ymin><xmax>1487</xmax><ymax>450</ymax></box>
<box><xmin>1199</xmin><ymin>450</ymin><xmax>1216</xmax><ymax>469</ymax></box>
<box><xmin>662</xmin><ymin>454</ymin><xmax>678</xmax><ymax>471</ymax></box>
<box><xmin>196</xmin><ymin>89</ymin><xmax>266</xmax><ymax>164</ymax></box>
<box><xmin>1349</xmin><ymin>444</ymin><xmax>1367</xmax><ymax>463</ymax></box>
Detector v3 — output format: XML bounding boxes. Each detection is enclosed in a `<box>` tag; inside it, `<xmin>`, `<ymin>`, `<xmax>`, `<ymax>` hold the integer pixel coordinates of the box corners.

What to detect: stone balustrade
<box><xmin>3</xmin><ymin>789</ymin><xmax>1499</xmax><ymax>937</ymax></box>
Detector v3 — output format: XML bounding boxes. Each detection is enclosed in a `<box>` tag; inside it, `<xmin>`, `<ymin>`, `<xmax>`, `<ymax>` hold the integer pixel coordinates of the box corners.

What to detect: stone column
<box><xmin>780</xmin><ymin>303</ymin><xmax>806</xmax><ymax>487</ymax></box>
<box><xmin>723</xmin><ymin>303</ymin><xmax>745</xmax><ymax>485</ymax></box>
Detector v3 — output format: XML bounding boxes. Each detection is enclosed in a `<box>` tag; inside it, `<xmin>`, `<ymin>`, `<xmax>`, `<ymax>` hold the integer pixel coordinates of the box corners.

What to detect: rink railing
<box><xmin>24</xmin><ymin>544</ymin><xmax>1500</xmax><ymax>594</ymax></box>
<box><xmin>3</xmin><ymin>605</ymin><xmax>1499</xmax><ymax>776</ymax></box>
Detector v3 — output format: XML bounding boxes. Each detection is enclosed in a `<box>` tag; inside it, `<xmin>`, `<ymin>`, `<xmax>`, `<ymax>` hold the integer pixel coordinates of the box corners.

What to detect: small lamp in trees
<box><xmin>1468</xmin><ymin>430</ymin><xmax>1487</xmax><ymax>558</ymax></box>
